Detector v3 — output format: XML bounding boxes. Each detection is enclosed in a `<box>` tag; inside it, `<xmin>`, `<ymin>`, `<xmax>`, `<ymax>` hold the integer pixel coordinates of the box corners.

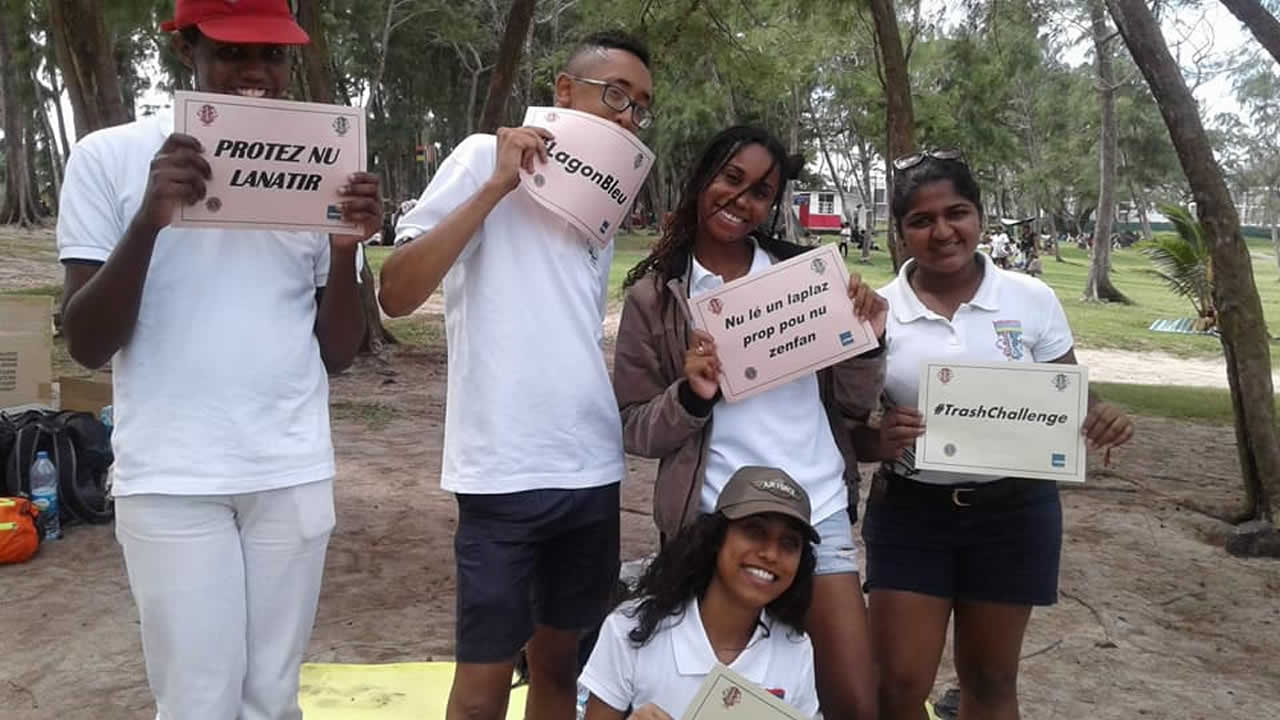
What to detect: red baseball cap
<box><xmin>161</xmin><ymin>0</ymin><xmax>310</xmax><ymax>45</ymax></box>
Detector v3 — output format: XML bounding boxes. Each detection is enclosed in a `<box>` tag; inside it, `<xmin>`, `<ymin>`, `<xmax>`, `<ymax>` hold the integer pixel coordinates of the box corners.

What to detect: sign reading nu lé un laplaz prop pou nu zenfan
<box><xmin>689</xmin><ymin>245</ymin><xmax>880</xmax><ymax>403</ymax></box>
<box><xmin>519</xmin><ymin>106</ymin><xmax>655</xmax><ymax>248</ymax></box>
<box><xmin>172</xmin><ymin>90</ymin><xmax>366</xmax><ymax>234</ymax></box>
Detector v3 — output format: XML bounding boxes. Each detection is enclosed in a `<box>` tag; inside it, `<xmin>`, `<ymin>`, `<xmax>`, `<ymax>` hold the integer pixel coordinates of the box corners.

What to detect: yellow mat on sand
<box><xmin>299</xmin><ymin>662</ymin><xmax>528</xmax><ymax>719</ymax></box>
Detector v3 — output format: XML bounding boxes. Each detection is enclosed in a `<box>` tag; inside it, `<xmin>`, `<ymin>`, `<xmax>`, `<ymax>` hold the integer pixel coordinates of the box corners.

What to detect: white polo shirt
<box><xmin>880</xmin><ymin>252</ymin><xmax>1074</xmax><ymax>485</ymax></box>
<box><xmin>690</xmin><ymin>245</ymin><xmax>847</xmax><ymax>524</ymax></box>
<box><xmin>395</xmin><ymin>134</ymin><xmax>624</xmax><ymax>494</ymax></box>
<box><xmin>56</xmin><ymin>112</ymin><xmax>336</xmax><ymax>496</ymax></box>
<box><xmin>580</xmin><ymin>598</ymin><xmax>819</xmax><ymax>718</ymax></box>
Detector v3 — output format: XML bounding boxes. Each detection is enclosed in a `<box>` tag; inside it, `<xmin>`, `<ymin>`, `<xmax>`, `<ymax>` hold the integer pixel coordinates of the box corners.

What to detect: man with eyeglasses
<box><xmin>379</xmin><ymin>30</ymin><xmax>653</xmax><ymax>720</ymax></box>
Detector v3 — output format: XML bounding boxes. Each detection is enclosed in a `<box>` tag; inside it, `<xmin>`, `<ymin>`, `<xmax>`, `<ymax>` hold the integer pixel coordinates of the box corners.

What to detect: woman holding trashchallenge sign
<box><xmin>611</xmin><ymin>126</ymin><xmax>885</xmax><ymax>720</ymax></box>
<box><xmin>849</xmin><ymin>149</ymin><xmax>1134</xmax><ymax>720</ymax></box>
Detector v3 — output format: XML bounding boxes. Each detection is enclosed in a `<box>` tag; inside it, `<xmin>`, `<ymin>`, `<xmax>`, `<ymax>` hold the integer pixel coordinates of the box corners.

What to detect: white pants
<box><xmin>115</xmin><ymin>479</ymin><xmax>335</xmax><ymax>720</ymax></box>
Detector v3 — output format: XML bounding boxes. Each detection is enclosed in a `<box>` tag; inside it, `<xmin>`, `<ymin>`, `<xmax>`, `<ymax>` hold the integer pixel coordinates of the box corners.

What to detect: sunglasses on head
<box><xmin>892</xmin><ymin>148</ymin><xmax>966</xmax><ymax>171</ymax></box>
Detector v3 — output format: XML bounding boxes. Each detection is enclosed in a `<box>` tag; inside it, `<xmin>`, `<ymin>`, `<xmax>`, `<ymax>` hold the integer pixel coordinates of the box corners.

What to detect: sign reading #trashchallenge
<box><xmin>519</xmin><ymin>106</ymin><xmax>655</xmax><ymax>248</ymax></box>
<box><xmin>915</xmin><ymin>361</ymin><xmax>1089</xmax><ymax>482</ymax></box>
<box><xmin>689</xmin><ymin>245</ymin><xmax>880</xmax><ymax>403</ymax></box>
<box><xmin>172</xmin><ymin>90</ymin><xmax>366</xmax><ymax>234</ymax></box>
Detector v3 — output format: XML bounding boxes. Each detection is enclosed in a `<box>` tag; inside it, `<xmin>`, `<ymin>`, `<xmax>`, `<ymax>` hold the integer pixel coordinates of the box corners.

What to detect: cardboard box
<box><xmin>0</xmin><ymin>296</ymin><xmax>53</xmax><ymax>412</ymax></box>
<box><xmin>59</xmin><ymin>376</ymin><xmax>112</xmax><ymax>413</ymax></box>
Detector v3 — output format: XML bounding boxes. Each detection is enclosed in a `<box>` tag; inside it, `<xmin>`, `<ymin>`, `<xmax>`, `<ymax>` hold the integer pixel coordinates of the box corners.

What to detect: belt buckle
<box><xmin>951</xmin><ymin>488</ymin><xmax>975</xmax><ymax>507</ymax></box>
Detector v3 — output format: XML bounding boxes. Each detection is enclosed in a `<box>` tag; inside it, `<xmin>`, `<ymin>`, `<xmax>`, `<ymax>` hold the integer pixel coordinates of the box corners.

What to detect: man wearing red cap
<box><xmin>55</xmin><ymin>1</ymin><xmax>379</xmax><ymax>718</ymax></box>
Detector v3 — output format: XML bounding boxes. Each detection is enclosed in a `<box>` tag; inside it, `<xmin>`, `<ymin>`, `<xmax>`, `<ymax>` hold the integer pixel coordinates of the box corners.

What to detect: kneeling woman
<box><xmin>612</xmin><ymin>125</ymin><xmax>883</xmax><ymax>719</ymax></box>
<box><xmin>581</xmin><ymin>467</ymin><xmax>820</xmax><ymax>720</ymax></box>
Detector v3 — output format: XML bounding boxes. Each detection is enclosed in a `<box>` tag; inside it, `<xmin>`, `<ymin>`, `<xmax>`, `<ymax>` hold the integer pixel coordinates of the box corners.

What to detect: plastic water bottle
<box><xmin>30</xmin><ymin>451</ymin><xmax>61</xmax><ymax>540</ymax></box>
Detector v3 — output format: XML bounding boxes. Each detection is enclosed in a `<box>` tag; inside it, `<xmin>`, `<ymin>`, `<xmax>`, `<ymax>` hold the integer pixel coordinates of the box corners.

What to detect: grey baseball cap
<box><xmin>715</xmin><ymin>466</ymin><xmax>820</xmax><ymax>544</ymax></box>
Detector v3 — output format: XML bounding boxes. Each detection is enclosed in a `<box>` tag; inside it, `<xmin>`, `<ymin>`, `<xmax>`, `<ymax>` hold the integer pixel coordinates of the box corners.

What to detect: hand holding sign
<box><xmin>685</xmin><ymin>329</ymin><xmax>723</xmax><ymax>401</ymax></box>
<box><xmin>492</xmin><ymin>126</ymin><xmax>554</xmax><ymax>194</ymax></box>
<box><xmin>879</xmin><ymin>406</ymin><xmax>926</xmax><ymax>461</ymax></box>
<box><xmin>140</xmin><ymin>134</ymin><xmax>213</xmax><ymax>231</ymax></box>
<box><xmin>846</xmin><ymin>273</ymin><xmax>887</xmax><ymax>339</ymax></box>
<box><xmin>332</xmin><ymin>171</ymin><xmax>384</xmax><ymax>249</ymax></box>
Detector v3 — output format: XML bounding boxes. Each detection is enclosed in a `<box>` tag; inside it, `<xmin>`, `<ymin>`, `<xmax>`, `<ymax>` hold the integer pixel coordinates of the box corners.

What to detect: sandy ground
<box><xmin>3</xmin><ymin>228</ymin><xmax>1279</xmax><ymax>718</ymax></box>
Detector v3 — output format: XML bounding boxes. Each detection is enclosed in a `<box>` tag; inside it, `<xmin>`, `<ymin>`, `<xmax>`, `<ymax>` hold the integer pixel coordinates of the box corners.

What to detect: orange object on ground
<box><xmin>0</xmin><ymin>497</ymin><xmax>40</xmax><ymax>564</ymax></box>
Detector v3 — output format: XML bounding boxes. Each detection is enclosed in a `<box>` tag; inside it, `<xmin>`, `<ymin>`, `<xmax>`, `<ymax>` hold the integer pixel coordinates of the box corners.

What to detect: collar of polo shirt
<box><xmin>892</xmin><ymin>251</ymin><xmax>1003</xmax><ymax>323</ymax></box>
<box><xmin>671</xmin><ymin>597</ymin><xmax>773</xmax><ymax>675</ymax></box>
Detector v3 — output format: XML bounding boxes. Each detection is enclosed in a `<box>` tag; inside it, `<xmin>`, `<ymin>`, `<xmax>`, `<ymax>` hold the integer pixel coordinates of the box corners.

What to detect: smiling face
<box><xmin>696</xmin><ymin>143</ymin><xmax>782</xmax><ymax>248</ymax></box>
<box><xmin>175</xmin><ymin>31</ymin><xmax>291</xmax><ymax>99</ymax></box>
<box><xmin>713</xmin><ymin>513</ymin><xmax>803</xmax><ymax>611</ymax></box>
<box><xmin>898</xmin><ymin>179</ymin><xmax>983</xmax><ymax>275</ymax></box>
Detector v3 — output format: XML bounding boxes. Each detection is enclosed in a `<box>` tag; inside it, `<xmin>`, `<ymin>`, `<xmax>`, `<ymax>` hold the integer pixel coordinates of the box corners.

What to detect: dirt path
<box><xmin>4</xmin><ymin>230</ymin><xmax>1280</xmax><ymax>718</ymax></box>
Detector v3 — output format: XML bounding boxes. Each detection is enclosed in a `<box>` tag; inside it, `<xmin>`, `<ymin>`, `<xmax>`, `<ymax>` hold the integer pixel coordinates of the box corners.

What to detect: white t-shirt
<box><xmin>879</xmin><ymin>252</ymin><xmax>1075</xmax><ymax>485</ymax></box>
<box><xmin>395</xmin><ymin>134</ymin><xmax>624</xmax><ymax>494</ymax></box>
<box><xmin>690</xmin><ymin>245</ymin><xmax>847</xmax><ymax>524</ymax></box>
<box><xmin>581</xmin><ymin>598</ymin><xmax>819</xmax><ymax>718</ymax></box>
<box><xmin>56</xmin><ymin>113</ymin><xmax>336</xmax><ymax>496</ymax></box>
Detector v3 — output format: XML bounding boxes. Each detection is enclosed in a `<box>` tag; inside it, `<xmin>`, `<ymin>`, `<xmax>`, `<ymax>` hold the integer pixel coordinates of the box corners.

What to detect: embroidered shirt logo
<box><xmin>993</xmin><ymin>320</ymin><xmax>1025</xmax><ymax>360</ymax></box>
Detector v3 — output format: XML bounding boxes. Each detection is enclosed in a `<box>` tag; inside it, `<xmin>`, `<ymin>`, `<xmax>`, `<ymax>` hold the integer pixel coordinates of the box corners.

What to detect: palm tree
<box><xmin>1143</xmin><ymin>203</ymin><xmax>1215</xmax><ymax>330</ymax></box>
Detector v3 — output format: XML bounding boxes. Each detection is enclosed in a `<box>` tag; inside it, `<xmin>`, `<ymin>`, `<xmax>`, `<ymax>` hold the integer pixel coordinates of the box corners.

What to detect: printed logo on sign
<box><xmin>533</xmin><ymin>174</ymin><xmax>546</xmax><ymax>188</ymax></box>
<box><xmin>745</xmin><ymin>366</ymin><xmax>758</xmax><ymax>380</ymax></box>
<box><xmin>839</xmin><ymin>330</ymin><xmax>854</xmax><ymax>346</ymax></box>
<box><xmin>545</xmin><ymin>112</ymin><xmax>558</xmax><ymax>122</ymax></box>
<box><xmin>326</xmin><ymin>205</ymin><xmax>342</xmax><ymax>220</ymax></box>
<box><xmin>205</xmin><ymin>197</ymin><xmax>222</xmax><ymax>213</ymax></box>
<box><xmin>197</xmin><ymin>104</ymin><xmax>218</xmax><ymax>126</ymax></box>
<box><xmin>722</xmin><ymin>687</ymin><xmax>743</xmax><ymax>709</ymax></box>
<box><xmin>599</xmin><ymin>219</ymin><xmax>611</xmax><ymax>235</ymax></box>
<box><xmin>1051</xmin><ymin>453</ymin><xmax>1066</xmax><ymax>468</ymax></box>
<box><xmin>944</xmin><ymin>443</ymin><xmax>957</xmax><ymax>457</ymax></box>
<box><xmin>993</xmin><ymin>320</ymin><xmax>1025</xmax><ymax>360</ymax></box>
<box><xmin>938</xmin><ymin>367</ymin><xmax>953</xmax><ymax>384</ymax></box>
<box><xmin>634</xmin><ymin>152</ymin><xmax>645</xmax><ymax>170</ymax></box>
<box><xmin>1052</xmin><ymin>373</ymin><xmax>1070</xmax><ymax>391</ymax></box>
<box><xmin>810</xmin><ymin>257</ymin><xmax>826</xmax><ymax>275</ymax></box>
<box><xmin>709</xmin><ymin>298</ymin><xmax>724</xmax><ymax>316</ymax></box>
<box><xmin>332</xmin><ymin>116</ymin><xmax>350</xmax><ymax>137</ymax></box>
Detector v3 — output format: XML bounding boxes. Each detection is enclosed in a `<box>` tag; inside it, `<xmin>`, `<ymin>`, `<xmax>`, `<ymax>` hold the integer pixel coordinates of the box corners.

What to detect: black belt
<box><xmin>869</xmin><ymin>471</ymin><xmax>1046</xmax><ymax>508</ymax></box>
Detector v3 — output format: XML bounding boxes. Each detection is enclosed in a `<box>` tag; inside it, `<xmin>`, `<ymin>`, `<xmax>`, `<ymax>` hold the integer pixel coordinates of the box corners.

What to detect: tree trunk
<box><xmin>479</xmin><ymin>0</ymin><xmax>538</xmax><ymax>133</ymax></box>
<box><xmin>884</xmin><ymin>132</ymin><xmax>903</xmax><ymax>269</ymax></box>
<box><xmin>1085</xmin><ymin>0</ymin><xmax>1131</xmax><ymax>304</ymax></box>
<box><xmin>47</xmin><ymin>0</ymin><xmax>128</xmax><ymax>139</ymax></box>
<box><xmin>868</xmin><ymin>0</ymin><xmax>915</xmax><ymax>165</ymax></box>
<box><xmin>0</xmin><ymin>12</ymin><xmax>40</xmax><ymax>226</ymax></box>
<box><xmin>296</xmin><ymin>0</ymin><xmax>337</xmax><ymax>104</ymax></box>
<box><xmin>1218</xmin><ymin>0</ymin><xmax>1280</xmax><ymax>66</ymax></box>
<box><xmin>1108</xmin><ymin>0</ymin><xmax>1280</xmax><ymax>531</ymax></box>
<box><xmin>1272</xmin><ymin>215</ymin><xmax>1279</xmax><ymax>275</ymax></box>
<box><xmin>782</xmin><ymin>87</ymin><xmax>803</xmax><ymax>244</ymax></box>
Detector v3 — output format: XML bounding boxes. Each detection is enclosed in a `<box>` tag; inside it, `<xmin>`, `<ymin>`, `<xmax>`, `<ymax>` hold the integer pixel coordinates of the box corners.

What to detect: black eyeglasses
<box><xmin>565</xmin><ymin>75</ymin><xmax>654</xmax><ymax>129</ymax></box>
<box><xmin>892</xmin><ymin>148</ymin><xmax>965</xmax><ymax>171</ymax></box>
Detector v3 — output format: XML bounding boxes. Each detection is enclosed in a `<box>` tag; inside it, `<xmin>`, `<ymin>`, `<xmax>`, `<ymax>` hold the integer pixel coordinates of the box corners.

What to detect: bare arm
<box><xmin>378</xmin><ymin>126</ymin><xmax>552</xmax><ymax>317</ymax></box>
<box><xmin>62</xmin><ymin>134</ymin><xmax>211</xmax><ymax>369</ymax></box>
<box><xmin>377</xmin><ymin>180</ymin><xmax>509</xmax><ymax>317</ymax></box>
<box><xmin>314</xmin><ymin>172</ymin><xmax>383</xmax><ymax>372</ymax></box>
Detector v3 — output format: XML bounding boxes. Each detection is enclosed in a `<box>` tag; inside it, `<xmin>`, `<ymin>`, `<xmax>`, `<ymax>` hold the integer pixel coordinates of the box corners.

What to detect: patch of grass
<box><xmin>1094</xmin><ymin>381</ymin><xmax>1280</xmax><ymax>424</ymax></box>
<box><xmin>364</xmin><ymin>245</ymin><xmax>393</xmax><ymax>279</ymax></box>
<box><xmin>330</xmin><ymin>400</ymin><xmax>401</xmax><ymax>431</ymax></box>
<box><xmin>604</xmin><ymin>233</ymin><xmax>1280</xmax><ymax>358</ymax></box>
<box><xmin>384</xmin><ymin>314</ymin><xmax>444</xmax><ymax>347</ymax></box>
<box><xmin>1</xmin><ymin>284</ymin><xmax>63</xmax><ymax>300</ymax></box>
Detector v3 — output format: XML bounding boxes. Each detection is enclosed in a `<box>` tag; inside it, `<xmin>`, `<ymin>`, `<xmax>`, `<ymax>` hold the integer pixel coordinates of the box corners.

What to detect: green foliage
<box><xmin>1142</xmin><ymin>204</ymin><xmax>1213</xmax><ymax>320</ymax></box>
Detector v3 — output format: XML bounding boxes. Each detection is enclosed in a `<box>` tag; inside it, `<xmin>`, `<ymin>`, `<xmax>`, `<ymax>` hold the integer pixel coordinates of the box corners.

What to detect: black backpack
<box><xmin>2</xmin><ymin>410</ymin><xmax>114</xmax><ymax>525</ymax></box>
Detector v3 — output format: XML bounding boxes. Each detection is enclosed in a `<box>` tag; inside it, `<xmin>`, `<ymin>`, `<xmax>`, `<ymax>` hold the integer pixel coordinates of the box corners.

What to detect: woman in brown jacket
<box><xmin>612</xmin><ymin>126</ymin><xmax>886</xmax><ymax>720</ymax></box>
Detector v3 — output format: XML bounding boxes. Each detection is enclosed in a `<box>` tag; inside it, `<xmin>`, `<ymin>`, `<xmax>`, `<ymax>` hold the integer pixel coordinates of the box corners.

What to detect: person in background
<box><xmin>839</xmin><ymin>220</ymin><xmax>852</xmax><ymax>258</ymax></box>
<box><xmin>581</xmin><ymin>467</ymin><xmax>821</xmax><ymax>720</ymax></box>
<box><xmin>55</xmin><ymin>1</ymin><xmax>380</xmax><ymax>717</ymax></box>
<box><xmin>377</xmin><ymin>31</ymin><xmax>654</xmax><ymax>720</ymax></box>
<box><xmin>850</xmin><ymin>149</ymin><xmax>1134</xmax><ymax>720</ymax></box>
<box><xmin>612</xmin><ymin>125</ymin><xmax>884</xmax><ymax>720</ymax></box>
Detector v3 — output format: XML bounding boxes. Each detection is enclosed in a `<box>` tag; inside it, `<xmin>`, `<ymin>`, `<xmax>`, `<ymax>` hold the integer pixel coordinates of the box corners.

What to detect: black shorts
<box><xmin>861</xmin><ymin>472</ymin><xmax>1062</xmax><ymax>606</ymax></box>
<box><xmin>454</xmin><ymin>483</ymin><xmax>620</xmax><ymax>663</ymax></box>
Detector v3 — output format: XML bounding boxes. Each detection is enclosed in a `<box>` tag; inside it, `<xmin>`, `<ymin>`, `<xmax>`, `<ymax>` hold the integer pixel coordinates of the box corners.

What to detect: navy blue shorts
<box><xmin>454</xmin><ymin>483</ymin><xmax>620</xmax><ymax>663</ymax></box>
<box><xmin>861</xmin><ymin>472</ymin><xmax>1062</xmax><ymax>606</ymax></box>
